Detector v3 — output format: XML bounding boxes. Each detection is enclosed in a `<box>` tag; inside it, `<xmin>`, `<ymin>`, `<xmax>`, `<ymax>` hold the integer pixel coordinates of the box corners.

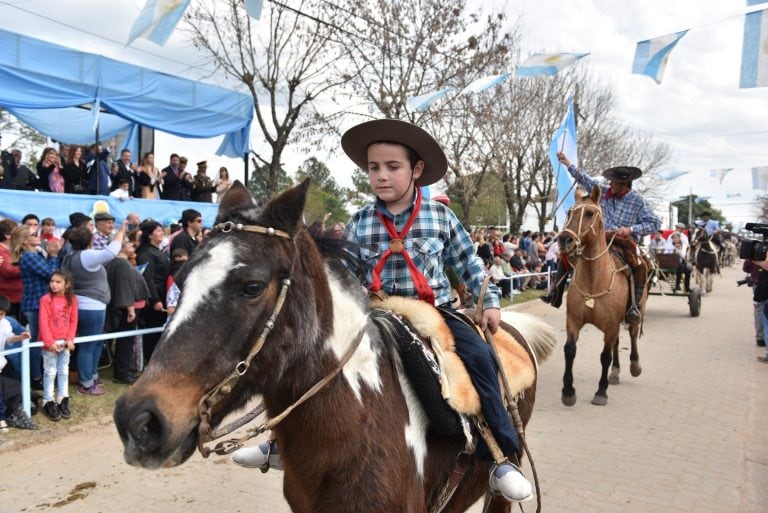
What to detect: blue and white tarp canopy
<box><xmin>0</xmin><ymin>28</ymin><xmax>253</xmax><ymax>157</ymax></box>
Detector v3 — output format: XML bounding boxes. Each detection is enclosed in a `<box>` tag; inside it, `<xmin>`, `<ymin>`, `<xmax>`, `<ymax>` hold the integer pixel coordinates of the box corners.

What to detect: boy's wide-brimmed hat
<box><xmin>341</xmin><ymin>119</ymin><xmax>448</xmax><ymax>186</ymax></box>
<box><xmin>602</xmin><ymin>166</ymin><xmax>642</xmax><ymax>182</ymax></box>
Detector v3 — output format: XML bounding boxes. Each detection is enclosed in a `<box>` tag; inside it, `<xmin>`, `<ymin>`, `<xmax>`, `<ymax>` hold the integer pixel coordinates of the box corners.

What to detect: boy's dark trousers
<box><xmin>438</xmin><ymin>306</ymin><xmax>520</xmax><ymax>461</ymax></box>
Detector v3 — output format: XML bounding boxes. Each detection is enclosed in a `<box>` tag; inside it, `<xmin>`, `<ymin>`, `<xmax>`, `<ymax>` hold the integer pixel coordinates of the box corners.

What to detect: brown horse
<box><xmin>688</xmin><ymin>228</ymin><xmax>719</xmax><ymax>293</ymax></box>
<box><xmin>557</xmin><ymin>185</ymin><xmax>644</xmax><ymax>407</ymax></box>
<box><xmin>113</xmin><ymin>180</ymin><xmax>557</xmax><ymax>513</ymax></box>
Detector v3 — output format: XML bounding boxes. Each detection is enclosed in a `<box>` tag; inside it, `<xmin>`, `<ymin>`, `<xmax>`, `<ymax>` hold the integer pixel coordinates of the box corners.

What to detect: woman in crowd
<box><xmin>10</xmin><ymin>224</ymin><xmax>62</xmax><ymax>390</ymax></box>
<box><xmin>63</xmin><ymin>145</ymin><xmax>87</xmax><ymax>194</ymax></box>
<box><xmin>138</xmin><ymin>152</ymin><xmax>162</xmax><ymax>200</ymax></box>
<box><xmin>136</xmin><ymin>220</ymin><xmax>169</xmax><ymax>361</ymax></box>
<box><xmin>215</xmin><ymin>167</ymin><xmax>232</xmax><ymax>202</ymax></box>
<box><xmin>0</xmin><ymin>220</ymin><xmax>22</xmax><ymax>320</ymax></box>
<box><xmin>37</xmin><ymin>147</ymin><xmax>63</xmax><ymax>193</ymax></box>
<box><xmin>61</xmin><ymin>222</ymin><xmax>125</xmax><ymax>396</ymax></box>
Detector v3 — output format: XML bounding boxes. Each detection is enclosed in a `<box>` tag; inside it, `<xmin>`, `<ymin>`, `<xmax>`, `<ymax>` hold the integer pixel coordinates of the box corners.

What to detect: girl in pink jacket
<box><xmin>39</xmin><ymin>270</ymin><xmax>78</xmax><ymax>421</ymax></box>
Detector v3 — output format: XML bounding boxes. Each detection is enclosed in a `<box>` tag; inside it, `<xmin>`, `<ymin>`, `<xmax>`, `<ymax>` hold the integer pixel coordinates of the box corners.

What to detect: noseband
<box><xmin>195</xmin><ymin>221</ymin><xmax>365</xmax><ymax>457</ymax></box>
<box><xmin>559</xmin><ymin>204</ymin><xmax>612</xmax><ymax>261</ymax></box>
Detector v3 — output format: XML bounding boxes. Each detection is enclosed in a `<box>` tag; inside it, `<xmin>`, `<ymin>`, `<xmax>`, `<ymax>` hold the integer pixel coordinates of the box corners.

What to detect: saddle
<box><xmin>370</xmin><ymin>296</ymin><xmax>535</xmax><ymax>436</ymax></box>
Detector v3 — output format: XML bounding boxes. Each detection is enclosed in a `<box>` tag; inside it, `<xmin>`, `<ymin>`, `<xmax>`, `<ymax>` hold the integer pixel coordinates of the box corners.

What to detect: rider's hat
<box><xmin>602</xmin><ymin>166</ymin><xmax>642</xmax><ymax>183</ymax></box>
<box><xmin>675</xmin><ymin>222</ymin><xmax>686</xmax><ymax>229</ymax></box>
<box><xmin>341</xmin><ymin>119</ymin><xmax>448</xmax><ymax>187</ymax></box>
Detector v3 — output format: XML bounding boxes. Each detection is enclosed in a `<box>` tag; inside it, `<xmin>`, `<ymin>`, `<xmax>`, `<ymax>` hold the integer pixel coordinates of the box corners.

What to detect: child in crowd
<box><xmin>165</xmin><ymin>249</ymin><xmax>188</xmax><ymax>319</ymax></box>
<box><xmin>1</xmin><ymin>295</ymin><xmax>35</xmax><ymax>432</ymax></box>
<box><xmin>38</xmin><ymin>270</ymin><xmax>78</xmax><ymax>421</ymax></box>
<box><xmin>109</xmin><ymin>178</ymin><xmax>132</xmax><ymax>201</ymax></box>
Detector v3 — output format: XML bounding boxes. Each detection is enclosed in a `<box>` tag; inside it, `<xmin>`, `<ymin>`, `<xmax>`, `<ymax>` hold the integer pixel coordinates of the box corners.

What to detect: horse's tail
<box><xmin>500</xmin><ymin>311</ymin><xmax>558</xmax><ymax>368</ymax></box>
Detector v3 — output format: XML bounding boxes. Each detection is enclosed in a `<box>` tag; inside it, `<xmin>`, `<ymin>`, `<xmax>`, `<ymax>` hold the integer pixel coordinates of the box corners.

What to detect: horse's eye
<box><xmin>242</xmin><ymin>281</ymin><xmax>266</xmax><ymax>298</ymax></box>
<box><xmin>585</xmin><ymin>211</ymin><xmax>594</xmax><ymax>218</ymax></box>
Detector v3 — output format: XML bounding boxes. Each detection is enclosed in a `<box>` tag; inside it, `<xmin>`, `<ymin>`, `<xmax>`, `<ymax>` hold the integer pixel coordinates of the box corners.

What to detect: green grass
<box><xmin>501</xmin><ymin>287</ymin><xmax>547</xmax><ymax>308</ymax></box>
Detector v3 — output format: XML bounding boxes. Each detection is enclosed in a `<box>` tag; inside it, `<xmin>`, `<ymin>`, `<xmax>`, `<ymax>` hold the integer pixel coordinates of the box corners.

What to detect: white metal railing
<box><xmin>1</xmin><ymin>327</ymin><xmax>164</xmax><ymax>416</ymax></box>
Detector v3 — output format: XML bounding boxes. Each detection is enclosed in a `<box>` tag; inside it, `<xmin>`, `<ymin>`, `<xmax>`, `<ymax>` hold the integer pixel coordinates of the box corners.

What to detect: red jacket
<box><xmin>0</xmin><ymin>243</ymin><xmax>22</xmax><ymax>303</ymax></box>
<box><xmin>38</xmin><ymin>294</ymin><xmax>78</xmax><ymax>349</ymax></box>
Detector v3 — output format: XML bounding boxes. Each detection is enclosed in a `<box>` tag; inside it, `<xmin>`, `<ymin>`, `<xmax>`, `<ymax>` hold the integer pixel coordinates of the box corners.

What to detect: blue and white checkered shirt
<box><xmin>344</xmin><ymin>194</ymin><xmax>500</xmax><ymax>309</ymax></box>
<box><xmin>567</xmin><ymin>164</ymin><xmax>661</xmax><ymax>239</ymax></box>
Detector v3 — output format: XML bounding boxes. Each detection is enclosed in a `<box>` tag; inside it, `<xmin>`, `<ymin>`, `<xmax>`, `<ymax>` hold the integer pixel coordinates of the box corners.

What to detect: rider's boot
<box><xmin>626</xmin><ymin>283</ymin><xmax>643</xmax><ymax>324</ymax></box>
<box><xmin>231</xmin><ymin>439</ymin><xmax>283</xmax><ymax>471</ymax></box>
<box><xmin>489</xmin><ymin>461</ymin><xmax>533</xmax><ymax>502</ymax></box>
<box><xmin>540</xmin><ymin>262</ymin><xmax>568</xmax><ymax>308</ymax></box>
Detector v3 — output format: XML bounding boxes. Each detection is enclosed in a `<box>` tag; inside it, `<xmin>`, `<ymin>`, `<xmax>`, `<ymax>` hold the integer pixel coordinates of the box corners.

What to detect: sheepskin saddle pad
<box><xmin>370</xmin><ymin>296</ymin><xmax>535</xmax><ymax>433</ymax></box>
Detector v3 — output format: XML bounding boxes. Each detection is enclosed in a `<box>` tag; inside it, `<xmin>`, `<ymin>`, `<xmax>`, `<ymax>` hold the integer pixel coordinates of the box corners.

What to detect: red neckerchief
<box><xmin>369</xmin><ymin>187</ymin><xmax>435</xmax><ymax>304</ymax></box>
<box><xmin>604</xmin><ymin>187</ymin><xmax>629</xmax><ymax>200</ymax></box>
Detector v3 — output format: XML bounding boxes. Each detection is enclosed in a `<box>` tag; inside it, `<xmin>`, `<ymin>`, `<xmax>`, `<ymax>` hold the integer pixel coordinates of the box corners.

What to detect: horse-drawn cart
<box><xmin>648</xmin><ymin>252</ymin><xmax>702</xmax><ymax>317</ymax></box>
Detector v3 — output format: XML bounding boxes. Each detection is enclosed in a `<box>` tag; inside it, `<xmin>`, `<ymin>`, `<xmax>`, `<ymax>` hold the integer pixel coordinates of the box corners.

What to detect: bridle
<box><xmin>559</xmin><ymin>203</ymin><xmax>627</xmax><ymax>307</ymax></box>
<box><xmin>559</xmin><ymin>203</ymin><xmax>618</xmax><ymax>262</ymax></box>
<box><xmin>195</xmin><ymin>220</ymin><xmax>365</xmax><ymax>457</ymax></box>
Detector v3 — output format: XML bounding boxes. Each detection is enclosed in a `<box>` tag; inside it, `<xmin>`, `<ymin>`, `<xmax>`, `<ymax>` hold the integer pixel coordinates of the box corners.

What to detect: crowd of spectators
<box><xmin>471</xmin><ymin>227</ymin><xmax>557</xmax><ymax>299</ymax></box>
<box><xmin>0</xmin><ymin>143</ymin><xmax>232</xmax><ymax>203</ymax></box>
<box><xmin>0</xmin><ymin>204</ymin><xmax>210</xmax><ymax>431</ymax></box>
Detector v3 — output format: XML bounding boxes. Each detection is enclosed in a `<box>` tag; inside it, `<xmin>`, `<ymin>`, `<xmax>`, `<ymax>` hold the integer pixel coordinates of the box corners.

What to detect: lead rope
<box><xmin>474</xmin><ymin>276</ymin><xmax>541</xmax><ymax>513</ymax></box>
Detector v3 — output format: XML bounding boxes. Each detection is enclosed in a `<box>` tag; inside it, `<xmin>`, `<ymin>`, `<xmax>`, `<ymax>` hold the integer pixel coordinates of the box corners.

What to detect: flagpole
<box><xmin>688</xmin><ymin>186</ymin><xmax>693</xmax><ymax>226</ymax></box>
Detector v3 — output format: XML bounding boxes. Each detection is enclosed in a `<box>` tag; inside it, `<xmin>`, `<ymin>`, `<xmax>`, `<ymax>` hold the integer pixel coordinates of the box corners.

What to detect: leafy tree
<box><xmin>296</xmin><ymin>157</ymin><xmax>342</xmax><ymax>197</ymax></box>
<box><xmin>1</xmin><ymin>108</ymin><xmax>47</xmax><ymax>164</ymax></box>
<box><xmin>249</xmin><ymin>162</ymin><xmax>292</xmax><ymax>202</ymax></box>
<box><xmin>302</xmin><ymin>183</ymin><xmax>349</xmax><ymax>227</ymax></box>
<box><xmin>671</xmin><ymin>195</ymin><xmax>724</xmax><ymax>226</ymax></box>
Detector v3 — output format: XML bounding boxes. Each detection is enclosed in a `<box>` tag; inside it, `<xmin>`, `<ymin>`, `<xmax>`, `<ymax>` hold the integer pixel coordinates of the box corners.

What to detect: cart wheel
<box><xmin>689</xmin><ymin>288</ymin><xmax>701</xmax><ymax>317</ymax></box>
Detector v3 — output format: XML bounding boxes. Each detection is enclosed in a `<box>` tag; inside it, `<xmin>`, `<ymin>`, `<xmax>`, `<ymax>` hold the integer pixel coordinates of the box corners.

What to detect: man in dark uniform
<box><xmin>190</xmin><ymin>161</ymin><xmax>216</xmax><ymax>203</ymax></box>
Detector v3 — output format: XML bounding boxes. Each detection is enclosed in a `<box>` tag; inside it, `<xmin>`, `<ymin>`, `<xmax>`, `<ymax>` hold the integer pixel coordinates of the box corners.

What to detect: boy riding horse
<box><xmin>542</xmin><ymin>152</ymin><xmax>661</xmax><ymax>324</ymax></box>
<box><xmin>232</xmin><ymin>119</ymin><xmax>533</xmax><ymax>503</ymax></box>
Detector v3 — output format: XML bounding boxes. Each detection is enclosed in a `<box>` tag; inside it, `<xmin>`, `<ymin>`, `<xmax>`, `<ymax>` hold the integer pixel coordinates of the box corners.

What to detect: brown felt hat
<box><xmin>341</xmin><ymin>119</ymin><xmax>448</xmax><ymax>187</ymax></box>
<box><xmin>602</xmin><ymin>166</ymin><xmax>642</xmax><ymax>182</ymax></box>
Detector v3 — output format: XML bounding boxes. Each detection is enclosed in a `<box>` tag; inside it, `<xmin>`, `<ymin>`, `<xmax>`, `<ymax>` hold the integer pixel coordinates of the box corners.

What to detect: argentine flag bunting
<box><xmin>407</xmin><ymin>87</ymin><xmax>454</xmax><ymax>112</ymax></box>
<box><xmin>244</xmin><ymin>0</ymin><xmax>264</xmax><ymax>19</ymax></box>
<box><xmin>753</xmin><ymin>167</ymin><xmax>768</xmax><ymax>190</ymax></box>
<box><xmin>549</xmin><ymin>98</ymin><xmax>578</xmax><ymax>228</ymax></box>
<box><xmin>740</xmin><ymin>9</ymin><xmax>768</xmax><ymax>88</ymax></box>
<box><xmin>516</xmin><ymin>53</ymin><xmax>589</xmax><ymax>77</ymax></box>
<box><xmin>128</xmin><ymin>0</ymin><xmax>192</xmax><ymax>46</ymax></box>
<box><xmin>459</xmin><ymin>73</ymin><xmax>511</xmax><ymax>95</ymax></box>
<box><xmin>632</xmin><ymin>30</ymin><xmax>688</xmax><ymax>84</ymax></box>
<box><xmin>747</xmin><ymin>1</ymin><xmax>768</xmax><ymax>6</ymax></box>
<box><xmin>709</xmin><ymin>168</ymin><xmax>733</xmax><ymax>184</ymax></box>
<box><xmin>659</xmin><ymin>171</ymin><xmax>689</xmax><ymax>181</ymax></box>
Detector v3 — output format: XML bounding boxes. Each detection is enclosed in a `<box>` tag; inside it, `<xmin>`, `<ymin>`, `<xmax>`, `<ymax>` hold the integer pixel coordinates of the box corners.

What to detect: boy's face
<box><xmin>366</xmin><ymin>143</ymin><xmax>423</xmax><ymax>206</ymax></box>
<box><xmin>0</xmin><ymin>311</ymin><xmax>5</xmax><ymax>321</ymax></box>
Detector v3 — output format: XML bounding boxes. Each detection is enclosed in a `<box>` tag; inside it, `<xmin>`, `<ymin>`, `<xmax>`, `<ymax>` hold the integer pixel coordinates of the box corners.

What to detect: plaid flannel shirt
<box><xmin>344</xmin><ymin>195</ymin><xmax>500</xmax><ymax>309</ymax></box>
<box><xmin>19</xmin><ymin>251</ymin><xmax>60</xmax><ymax>312</ymax></box>
<box><xmin>568</xmin><ymin>164</ymin><xmax>661</xmax><ymax>239</ymax></box>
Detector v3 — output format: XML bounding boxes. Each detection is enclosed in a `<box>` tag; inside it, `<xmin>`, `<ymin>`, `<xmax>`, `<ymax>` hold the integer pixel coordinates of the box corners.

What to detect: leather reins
<box><xmin>195</xmin><ymin>220</ymin><xmax>365</xmax><ymax>458</ymax></box>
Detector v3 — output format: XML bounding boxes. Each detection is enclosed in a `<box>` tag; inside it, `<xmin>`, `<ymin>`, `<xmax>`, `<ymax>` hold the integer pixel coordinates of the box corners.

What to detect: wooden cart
<box><xmin>648</xmin><ymin>252</ymin><xmax>702</xmax><ymax>317</ymax></box>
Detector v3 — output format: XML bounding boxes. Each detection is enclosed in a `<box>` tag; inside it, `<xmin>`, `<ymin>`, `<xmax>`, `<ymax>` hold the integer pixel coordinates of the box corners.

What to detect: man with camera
<box><xmin>741</xmin><ymin>223</ymin><xmax>768</xmax><ymax>358</ymax></box>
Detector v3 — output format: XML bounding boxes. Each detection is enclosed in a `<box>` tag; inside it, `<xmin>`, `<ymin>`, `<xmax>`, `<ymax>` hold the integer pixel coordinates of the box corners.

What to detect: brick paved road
<box><xmin>469</xmin><ymin>265</ymin><xmax>767</xmax><ymax>513</ymax></box>
<box><xmin>1</xmin><ymin>268</ymin><xmax>764</xmax><ymax>512</ymax></box>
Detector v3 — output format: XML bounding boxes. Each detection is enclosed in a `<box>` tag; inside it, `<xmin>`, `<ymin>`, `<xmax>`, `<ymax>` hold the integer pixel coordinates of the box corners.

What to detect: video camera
<box><xmin>737</xmin><ymin>276</ymin><xmax>753</xmax><ymax>287</ymax></box>
<box><xmin>740</xmin><ymin>223</ymin><xmax>768</xmax><ymax>261</ymax></box>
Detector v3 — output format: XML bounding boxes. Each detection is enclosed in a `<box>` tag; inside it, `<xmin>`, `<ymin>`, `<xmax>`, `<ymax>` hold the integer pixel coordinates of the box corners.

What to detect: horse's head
<box><xmin>558</xmin><ymin>185</ymin><xmax>604</xmax><ymax>260</ymax></box>
<box><xmin>114</xmin><ymin>179</ymin><xmax>337</xmax><ymax>469</ymax></box>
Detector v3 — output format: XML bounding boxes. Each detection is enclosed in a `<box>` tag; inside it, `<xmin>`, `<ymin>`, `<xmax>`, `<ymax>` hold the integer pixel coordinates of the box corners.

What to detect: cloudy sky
<box><xmin>0</xmin><ymin>0</ymin><xmax>765</xmax><ymax>228</ymax></box>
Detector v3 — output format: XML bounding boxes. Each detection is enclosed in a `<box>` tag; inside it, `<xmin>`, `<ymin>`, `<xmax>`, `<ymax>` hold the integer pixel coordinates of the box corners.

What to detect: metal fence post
<box><xmin>21</xmin><ymin>337</ymin><xmax>31</xmax><ymax>416</ymax></box>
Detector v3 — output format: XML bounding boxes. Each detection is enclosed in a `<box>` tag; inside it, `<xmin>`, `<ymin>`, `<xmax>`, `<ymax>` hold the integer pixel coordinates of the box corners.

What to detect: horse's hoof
<box><xmin>630</xmin><ymin>362</ymin><xmax>642</xmax><ymax>377</ymax></box>
<box><xmin>608</xmin><ymin>375</ymin><xmax>620</xmax><ymax>385</ymax></box>
<box><xmin>591</xmin><ymin>394</ymin><xmax>608</xmax><ymax>406</ymax></box>
<box><xmin>561</xmin><ymin>393</ymin><xmax>577</xmax><ymax>407</ymax></box>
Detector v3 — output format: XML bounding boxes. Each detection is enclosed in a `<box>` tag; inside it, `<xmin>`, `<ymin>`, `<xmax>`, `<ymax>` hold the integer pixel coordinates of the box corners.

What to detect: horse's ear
<box><xmin>218</xmin><ymin>181</ymin><xmax>253</xmax><ymax>216</ymax></box>
<box><xmin>590</xmin><ymin>185</ymin><xmax>601</xmax><ymax>204</ymax></box>
<box><xmin>259</xmin><ymin>178</ymin><xmax>311</xmax><ymax>235</ymax></box>
<box><xmin>574</xmin><ymin>186</ymin><xmax>585</xmax><ymax>202</ymax></box>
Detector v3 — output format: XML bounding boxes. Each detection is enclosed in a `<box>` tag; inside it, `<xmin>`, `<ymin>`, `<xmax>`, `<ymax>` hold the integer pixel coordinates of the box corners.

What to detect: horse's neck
<box><xmin>573</xmin><ymin>237</ymin><xmax>614</xmax><ymax>285</ymax></box>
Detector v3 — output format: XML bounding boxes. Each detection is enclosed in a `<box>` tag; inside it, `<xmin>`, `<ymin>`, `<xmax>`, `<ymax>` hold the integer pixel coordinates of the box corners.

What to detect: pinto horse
<box><xmin>689</xmin><ymin>228</ymin><xmax>719</xmax><ymax>293</ymax></box>
<box><xmin>557</xmin><ymin>186</ymin><xmax>644</xmax><ymax>407</ymax></box>
<box><xmin>113</xmin><ymin>180</ymin><xmax>557</xmax><ymax>513</ymax></box>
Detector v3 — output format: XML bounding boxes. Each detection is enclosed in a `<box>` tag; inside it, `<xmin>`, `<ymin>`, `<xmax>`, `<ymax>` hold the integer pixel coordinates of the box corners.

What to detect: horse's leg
<box><xmin>608</xmin><ymin>335</ymin><xmax>621</xmax><ymax>385</ymax></box>
<box><xmin>591</xmin><ymin>333</ymin><xmax>615</xmax><ymax>406</ymax></box>
<box><xmin>628</xmin><ymin>322</ymin><xmax>642</xmax><ymax>377</ymax></box>
<box><xmin>562</xmin><ymin>330</ymin><xmax>578</xmax><ymax>407</ymax></box>
<box><xmin>706</xmin><ymin>268</ymin><xmax>713</xmax><ymax>293</ymax></box>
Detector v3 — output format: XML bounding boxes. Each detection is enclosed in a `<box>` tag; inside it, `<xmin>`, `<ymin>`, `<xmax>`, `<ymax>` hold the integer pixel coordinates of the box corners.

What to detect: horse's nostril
<box><xmin>130</xmin><ymin>410</ymin><xmax>164</xmax><ymax>453</ymax></box>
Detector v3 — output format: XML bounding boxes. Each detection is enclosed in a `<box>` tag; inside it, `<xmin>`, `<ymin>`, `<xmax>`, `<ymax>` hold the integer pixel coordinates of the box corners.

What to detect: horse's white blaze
<box><xmin>325</xmin><ymin>271</ymin><xmax>382</xmax><ymax>401</ymax></box>
<box><xmin>166</xmin><ymin>242</ymin><xmax>242</xmax><ymax>337</ymax></box>
<box><xmin>395</xmin><ymin>361</ymin><xmax>428</xmax><ymax>479</ymax></box>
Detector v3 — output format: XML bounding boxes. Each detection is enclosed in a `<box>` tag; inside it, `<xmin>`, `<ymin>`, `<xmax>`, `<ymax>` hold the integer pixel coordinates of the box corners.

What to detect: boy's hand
<box><xmin>18</xmin><ymin>331</ymin><xmax>31</xmax><ymax>340</ymax></box>
<box><xmin>482</xmin><ymin>308</ymin><xmax>501</xmax><ymax>334</ymax></box>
